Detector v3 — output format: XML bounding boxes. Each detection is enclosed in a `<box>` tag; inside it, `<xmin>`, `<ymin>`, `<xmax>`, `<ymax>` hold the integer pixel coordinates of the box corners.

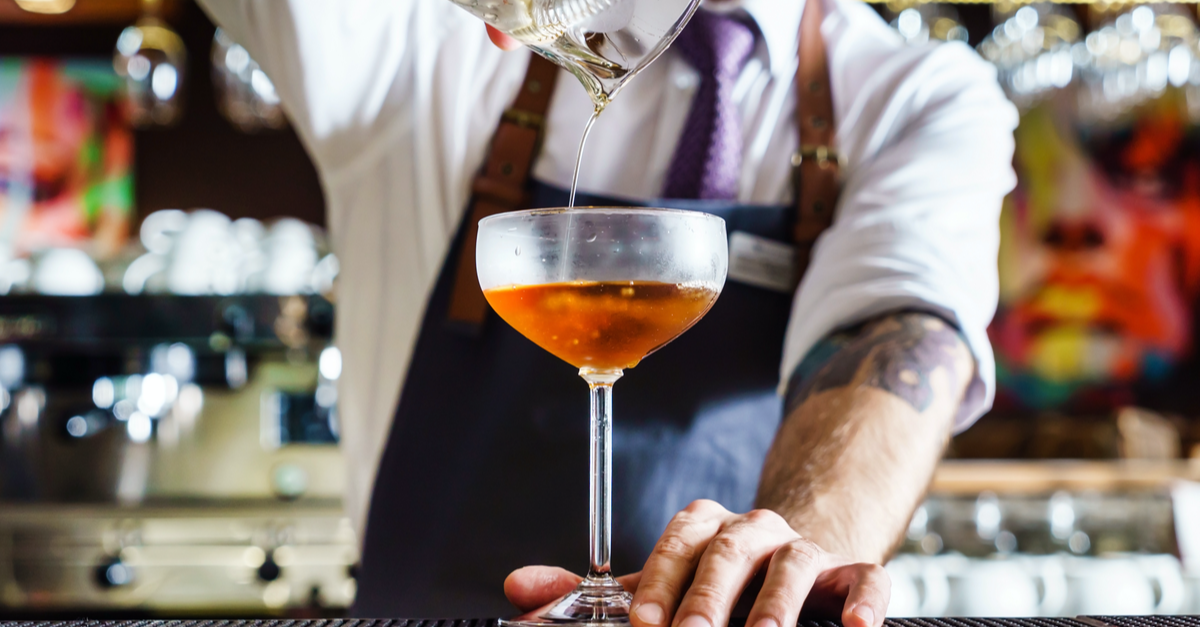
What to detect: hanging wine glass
<box><xmin>212</xmin><ymin>28</ymin><xmax>286</xmax><ymax>132</ymax></box>
<box><xmin>113</xmin><ymin>0</ymin><xmax>186</xmax><ymax>127</ymax></box>
<box><xmin>890</xmin><ymin>4</ymin><xmax>969</xmax><ymax>46</ymax></box>
<box><xmin>1066</xmin><ymin>6</ymin><xmax>1197</xmax><ymax>123</ymax></box>
<box><xmin>977</xmin><ymin>4</ymin><xmax>1081</xmax><ymax>110</ymax></box>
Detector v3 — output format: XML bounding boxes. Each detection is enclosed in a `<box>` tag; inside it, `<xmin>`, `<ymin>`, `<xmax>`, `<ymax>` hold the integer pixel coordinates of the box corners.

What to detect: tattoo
<box><xmin>784</xmin><ymin>310</ymin><xmax>969</xmax><ymax>415</ymax></box>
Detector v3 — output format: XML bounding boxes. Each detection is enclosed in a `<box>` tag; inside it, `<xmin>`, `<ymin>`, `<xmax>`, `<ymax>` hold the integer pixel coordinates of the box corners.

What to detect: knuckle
<box><xmin>776</xmin><ymin>539</ymin><xmax>822</xmax><ymax>568</ymax></box>
<box><xmin>663</xmin><ymin>510</ymin><xmax>702</xmax><ymax>539</ymax></box>
<box><xmin>710</xmin><ymin>533</ymin><xmax>753</xmax><ymax>564</ymax></box>
<box><xmin>684</xmin><ymin>499</ymin><xmax>724</xmax><ymax>516</ymax></box>
<box><xmin>758</xmin><ymin>584</ymin><xmax>803</xmax><ymax>611</ymax></box>
<box><xmin>685</xmin><ymin>580</ymin><xmax>729</xmax><ymax>609</ymax></box>
<box><xmin>668</xmin><ymin>509</ymin><xmax>695</xmax><ymax>527</ymax></box>
<box><xmin>654</xmin><ymin>531</ymin><xmax>697</xmax><ymax>563</ymax></box>
<box><xmin>860</xmin><ymin>563</ymin><xmax>887</xmax><ymax>577</ymax></box>
<box><xmin>859</xmin><ymin>563</ymin><xmax>889</xmax><ymax>583</ymax></box>
<box><xmin>638</xmin><ymin>579</ymin><xmax>681</xmax><ymax>601</ymax></box>
<box><xmin>743</xmin><ymin>508</ymin><xmax>783</xmax><ymax>527</ymax></box>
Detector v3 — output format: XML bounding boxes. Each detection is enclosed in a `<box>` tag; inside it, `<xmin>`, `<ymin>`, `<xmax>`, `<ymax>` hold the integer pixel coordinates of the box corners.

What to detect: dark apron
<box><xmin>354</xmin><ymin>181</ymin><xmax>794</xmax><ymax>618</ymax></box>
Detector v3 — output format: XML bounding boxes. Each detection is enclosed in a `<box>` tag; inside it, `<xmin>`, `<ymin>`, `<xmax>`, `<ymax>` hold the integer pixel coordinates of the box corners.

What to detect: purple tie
<box><xmin>662</xmin><ymin>10</ymin><xmax>757</xmax><ymax>200</ymax></box>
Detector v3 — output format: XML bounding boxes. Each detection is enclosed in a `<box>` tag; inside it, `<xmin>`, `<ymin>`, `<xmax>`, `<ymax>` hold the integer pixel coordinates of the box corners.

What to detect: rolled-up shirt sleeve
<box><xmin>780</xmin><ymin>40</ymin><xmax>1018</xmax><ymax>432</ymax></box>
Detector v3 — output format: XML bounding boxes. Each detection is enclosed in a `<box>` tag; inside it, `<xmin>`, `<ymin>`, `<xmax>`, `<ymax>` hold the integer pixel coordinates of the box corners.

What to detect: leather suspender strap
<box><xmin>792</xmin><ymin>0</ymin><xmax>841</xmax><ymax>280</ymax></box>
<box><xmin>446</xmin><ymin>55</ymin><xmax>559</xmax><ymax>330</ymax></box>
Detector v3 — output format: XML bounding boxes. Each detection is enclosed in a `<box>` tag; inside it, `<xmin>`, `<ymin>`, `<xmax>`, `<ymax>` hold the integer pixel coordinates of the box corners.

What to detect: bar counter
<box><xmin>3</xmin><ymin>617</ymin><xmax>1195</xmax><ymax>627</ymax></box>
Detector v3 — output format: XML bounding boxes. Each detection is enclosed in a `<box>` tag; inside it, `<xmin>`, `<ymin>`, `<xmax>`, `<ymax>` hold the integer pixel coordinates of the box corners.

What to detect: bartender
<box><xmin>198</xmin><ymin>0</ymin><xmax>1015</xmax><ymax>624</ymax></box>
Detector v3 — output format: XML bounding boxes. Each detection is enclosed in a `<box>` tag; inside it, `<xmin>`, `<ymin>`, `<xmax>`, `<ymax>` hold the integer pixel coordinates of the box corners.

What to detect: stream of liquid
<box><xmin>446</xmin><ymin>0</ymin><xmax>701</xmax><ymax>208</ymax></box>
<box><xmin>568</xmin><ymin>107</ymin><xmax>602</xmax><ymax>208</ymax></box>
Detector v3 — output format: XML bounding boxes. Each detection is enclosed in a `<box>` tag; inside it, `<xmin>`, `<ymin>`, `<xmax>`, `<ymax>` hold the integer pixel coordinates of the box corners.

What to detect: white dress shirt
<box><xmin>197</xmin><ymin>0</ymin><xmax>1018</xmax><ymax>534</ymax></box>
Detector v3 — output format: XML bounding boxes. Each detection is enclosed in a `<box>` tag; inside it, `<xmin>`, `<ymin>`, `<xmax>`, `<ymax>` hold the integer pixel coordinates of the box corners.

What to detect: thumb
<box><xmin>486</xmin><ymin>24</ymin><xmax>524</xmax><ymax>51</ymax></box>
<box><xmin>504</xmin><ymin>566</ymin><xmax>582</xmax><ymax>612</ymax></box>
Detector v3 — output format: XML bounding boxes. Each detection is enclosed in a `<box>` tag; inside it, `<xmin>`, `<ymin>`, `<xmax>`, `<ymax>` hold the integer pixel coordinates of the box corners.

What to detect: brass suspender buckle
<box><xmin>791</xmin><ymin>144</ymin><xmax>845</xmax><ymax>170</ymax></box>
<box><xmin>501</xmin><ymin>108</ymin><xmax>546</xmax><ymax>131</ymax></box>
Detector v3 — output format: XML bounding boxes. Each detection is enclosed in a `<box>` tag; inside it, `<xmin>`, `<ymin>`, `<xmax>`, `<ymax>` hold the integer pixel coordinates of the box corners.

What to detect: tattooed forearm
<box><xmin>756</xmin><ymin>310</ymin><xmax>972</xmax><ymax>562</ymax></box>
<box><xmin>784</xmin><ymin>310</ymin><xmax>970</xmax><ymax>416</ymax></box>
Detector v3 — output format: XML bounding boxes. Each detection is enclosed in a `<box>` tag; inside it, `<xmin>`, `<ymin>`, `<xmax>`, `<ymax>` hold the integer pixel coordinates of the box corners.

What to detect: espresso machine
<box><xmin>0</xmin><ymin>292</ymin><xmax>358</xmax><ymax>615</ymax></box>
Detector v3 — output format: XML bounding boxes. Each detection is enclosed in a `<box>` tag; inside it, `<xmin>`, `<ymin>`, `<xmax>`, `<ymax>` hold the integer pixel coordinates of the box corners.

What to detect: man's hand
<box><xmin>628</xmin><ymin>500</ymin><xmax>887</xmax><ymax>627</ymax></box>
<box><xmin>505</xmin><ymin>500</ymin><xmax>889</xmax><ymax>627</ymax></box>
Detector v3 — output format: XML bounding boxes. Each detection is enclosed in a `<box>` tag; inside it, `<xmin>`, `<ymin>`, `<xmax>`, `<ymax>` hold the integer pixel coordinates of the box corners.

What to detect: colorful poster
<box><xmin>992</xmin><ymin>90</ymin><xmax>1200</xmax><ymax>413</ymax></box>
<box><xmin>0</xmin><ymin>58</ymin><xmax>133</xmax><ymax>260</ymax></box>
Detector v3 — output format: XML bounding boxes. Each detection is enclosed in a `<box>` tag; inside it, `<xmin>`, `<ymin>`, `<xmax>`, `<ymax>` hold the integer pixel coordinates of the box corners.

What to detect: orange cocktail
<box><xmin>485</xmin><ymin>280</ymin><xmax>720</xmax><ymax>370</ymax></box>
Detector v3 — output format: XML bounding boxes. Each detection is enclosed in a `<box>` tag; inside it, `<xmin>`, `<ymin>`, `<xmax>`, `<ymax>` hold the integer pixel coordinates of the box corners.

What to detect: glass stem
<box><xmin>583</xmin><ymin>369</ymin><xmax>621</xmax><ymax>581</ymax></box>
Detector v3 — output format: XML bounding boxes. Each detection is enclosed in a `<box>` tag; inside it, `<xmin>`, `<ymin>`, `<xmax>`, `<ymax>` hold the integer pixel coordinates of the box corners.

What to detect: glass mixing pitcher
<box><xmin>449</xmin><ymin>0</ymin><xmax>704</xmax><ymax>109</ymax></box>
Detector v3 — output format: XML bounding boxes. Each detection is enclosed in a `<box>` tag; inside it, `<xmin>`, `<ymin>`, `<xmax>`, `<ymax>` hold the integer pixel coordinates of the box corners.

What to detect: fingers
<box><xmin>837</xmin><ymin>564</ymin><xmax>889</xmax><ymax>627</ymax></box>
<box><xmin>801</xmin><ymin>562</ymin><xmax>890</xmax><ymax>627</ymax></box>
<box><xmin>629</xmin><ymin>500</ymin><xmax>889</xmax><ymax>627</ymax></box>
<box><xmin>631</xmin><ymin>500</ymin><xmax>732</xmax><ymax>627</ymax></box>
<box><xmin>617</xmin><ymin>570</ymin><xmax>643</xmax><ymax>594</ymax></box>
<box><xmin>505</xmin><ymin>568</ymin><xmax>643</xmax><ymax>614</ymax></box>
<box><xmin>743</xmin><ymin>539</ymin><xmax>825</xmax><ymax>627</ymax></box>
<box><xmin>504</xmin><ymin>565</ymin><xmax>582</xmax><ymax>613</ymax></box>
<box><xmin>486</xmin><ymin>24</ymin><xmax>523</xmax><ymax>51</ymax></box>
<box><xmin>672</xmin><ymin>510</ymin><xmax>799</xmax><ymax>627</ymax></box>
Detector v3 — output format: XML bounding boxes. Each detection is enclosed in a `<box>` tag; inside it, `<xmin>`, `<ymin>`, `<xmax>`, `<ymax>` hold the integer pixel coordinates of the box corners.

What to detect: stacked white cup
<box><xmin>885</xmin><ymin>553</ymin><xmax>1187</xmax><ymax>617</ymax></box>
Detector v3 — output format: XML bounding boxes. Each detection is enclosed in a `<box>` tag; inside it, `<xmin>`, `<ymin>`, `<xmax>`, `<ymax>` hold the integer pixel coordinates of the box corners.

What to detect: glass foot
<box><xmin>500</xmin><ymin>574</ymin><xmax>632</xmax><ymax>627</ymax></box>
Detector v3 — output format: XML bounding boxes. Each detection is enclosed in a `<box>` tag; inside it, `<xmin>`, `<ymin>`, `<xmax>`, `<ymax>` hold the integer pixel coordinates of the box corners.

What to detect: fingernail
<box><xmin>752</xmin><ymin>618</ymin><xmax>779</xmax><ymax>627</ymax></box>
<box><xmin>634</xmin><ymin>603</ymin><xmax>665</xmax><ymax>626</ymax></box>
<box><xmin>678</xmin><ymin>615</ymin><xmax>711</xmax><ymax>627</ymax></box>
<box><xmin>852</xmin><ymin>605</ymin><xmax>876</xmax><ymax>627</ymax></box>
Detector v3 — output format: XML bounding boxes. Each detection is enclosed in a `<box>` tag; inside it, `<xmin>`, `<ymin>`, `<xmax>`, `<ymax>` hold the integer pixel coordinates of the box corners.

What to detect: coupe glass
<box><xmin>477</xmin><ymin>208</ymin><xmax>728</xmax><ymax>627</ymax></box>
